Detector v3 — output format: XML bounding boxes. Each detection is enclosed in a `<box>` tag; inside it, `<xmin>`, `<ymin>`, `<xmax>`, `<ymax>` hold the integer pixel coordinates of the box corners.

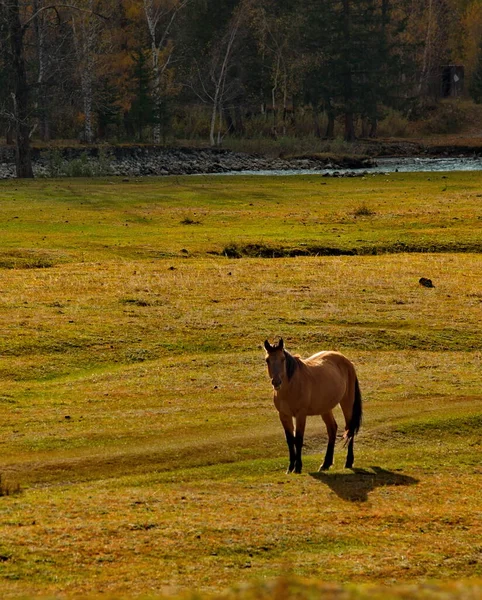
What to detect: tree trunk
<box><xmin>6</xmin><ymin>123</ymin><xmax>15</xmax><ymax>145</ymax></box>
<box><xmin>234</xmin><ymin>104</ymin><xmax>245</xmax><ymax>135</ymax></box>
<box><xmin>344</xmin><ymin>112</ymin><xmax>356</xmax><ymax>142</ymax></box>
<box><xmin>33</xmin><ymin>0</ymin><xmax>50</xmax><ymax>141</ymax></box>
<box><xmin>324</xmin><ymin>98</ymin><xmax>335</xmax><ymax>138</ymax></box>
<box><xmin>369</xmin><ymin>117</ymin><xmax>378</xmax><ymax>138</ymax></box>
<box><xmin>82</xmin><ymin>81</ymin><xmax>94</xmax><ymax>143</ymax></box>
<box><xmin>360</xmin><ymin>117</ymin><xmax>369</xmax><ymax>138</ymax></box>
<box><xmin>208</xmin><ymin>14</ymin><xmax>241</xmax><ymax>146</ymax></box>
<box><xmin>72</xmin><ymin>6</ymin><xmax>95</xmax><ymax>144</ymax></box>
<box><xmin>325</xmin><ymin>115</ymin><xmax>335</xmax><ymax>138</ymax></box>
<box><xmin>8</xmin><ymin>0</ymin><xmax>34</xmax><ymax>178</ymax></box>
<box><xmin>420</xmin><ymin>0</ymin><xmax>434</xmax><ymax>96</ymax></box>
<box><xmin>209</xmin><ymin>96</ymin><xmax>218</xmax><ymax>146</ymax></box>
<box><xmin>271</xmin><ymin>56</ymin><xmax>279</xmax><ymax>138</ymax></box>
<box><xmin>223</xmin><ymin>106</ymin><xmax>235</xmax><ymax>134</ymax></box>
<box><xmin>313</xmin><ymin>107</ymin><xmax>322</xmax><ymax>138</ymax></box>
<box><xmin>151</xmin><ymin>39</ymin><xmax>162</xmax><ymax>144</ymax></box>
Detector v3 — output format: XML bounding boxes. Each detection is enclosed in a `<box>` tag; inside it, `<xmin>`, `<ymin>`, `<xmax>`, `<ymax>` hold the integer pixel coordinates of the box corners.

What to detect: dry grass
<box><xmin>0</xmin><ymin>174</ymin><xmax>481</xmax><ymax>598</ymax></box>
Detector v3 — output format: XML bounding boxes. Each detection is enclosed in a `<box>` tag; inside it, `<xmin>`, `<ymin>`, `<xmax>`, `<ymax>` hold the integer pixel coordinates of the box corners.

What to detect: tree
<box><xmin>249</xmin><ymin>0</ymin><xmax>305</xmax><ymax>137</ymax></box>
<box><xmin>3</xmin><ymin>0</ymin><xmax>34</xmax><ymax>177</ymax></box>
<box><xmin>188</xmin><ymin>0</ymin><xmax>248</xmax><ymax>146</ymax></box>
<box><xmin>469</xmin><ymin>41</ymin><xmax>482</xmax><ymax>102</ymax></box>
<box><xmin>32</xmin><ymin>0</ymin><xmax>50</xmax><ymax>140</ymax></box>
<box><xmin>72</xmin><ymin>0</ymin><xmax>99</xmax><ymax>143</ymax></box>
<box><xmin>0</xmin><ymin>4</ymin><xmax>15</xmax><ymax>144</ymax></box>
<box><xmin>142</xmin><ymin>0</ymin><xmax>191</xmax><ymax>143</ymax></box>
<box><xmin>128</xmin><ymin>48</ymin><xmax>157</xmax><ymax>140</ymax></box>
<box><xmin>304</xmin><ymin>0</ymin><xmax>412</xmax><ymax>141</ymax></box>
<box><xmin>0</xmin><ymin>0</ymin><xmax>106</xmax><ymax>177</ymax></box>
<box><xmin>408</xmin><ymin>0</ymin><xmax>458</xmax><ymax>99</ymax></box>
<box><xmin>461</xmin><ymin>1</ymin><xmax>482</xmax><ymax>95</ymax></box>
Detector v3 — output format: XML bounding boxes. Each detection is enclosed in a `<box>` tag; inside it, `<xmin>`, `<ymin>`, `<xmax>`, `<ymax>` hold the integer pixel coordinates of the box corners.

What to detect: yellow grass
<box><xmin>0</xmin><ymin>174</ymin><xmax>481</xmax><ymax>598</ymax></box>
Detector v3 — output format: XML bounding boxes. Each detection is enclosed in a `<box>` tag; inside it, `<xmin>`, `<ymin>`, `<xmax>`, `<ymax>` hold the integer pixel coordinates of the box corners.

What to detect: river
<box><xmin>225</xmin><ymin>156</ymin><xmax>482</xmax><ymax>176</ymax></box>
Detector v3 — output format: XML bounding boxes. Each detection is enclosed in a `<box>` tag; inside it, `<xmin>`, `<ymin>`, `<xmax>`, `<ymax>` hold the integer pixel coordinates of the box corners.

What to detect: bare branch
<box><xmin>21</xmin><ymin>3</ymin><xmax>108</xmax><ymax>32</ymax></box>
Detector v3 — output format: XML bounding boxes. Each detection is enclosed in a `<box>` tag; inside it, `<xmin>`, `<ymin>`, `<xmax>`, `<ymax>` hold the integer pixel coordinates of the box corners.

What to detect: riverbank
<box><xmin>1</xmin><ymin>138</ymin><xmax>482</xmax><ymax>178</ymax></box>
<box><xmin>0</xmin><ymin>145</ymin><xmax>374</xmax><ymax>179</ymax></box>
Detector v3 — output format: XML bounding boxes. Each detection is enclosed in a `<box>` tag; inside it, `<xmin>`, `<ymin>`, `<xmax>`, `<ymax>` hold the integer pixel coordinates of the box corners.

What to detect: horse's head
<box><xmin>264</xmin><ymin>338</ymin><xmax>286</xmax><ymax>390</ymax></box>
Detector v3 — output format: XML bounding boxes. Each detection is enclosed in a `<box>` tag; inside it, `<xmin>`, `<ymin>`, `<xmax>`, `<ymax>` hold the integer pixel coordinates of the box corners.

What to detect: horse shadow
<box><xmin>310</xmin><ymin>466</ymin><xmax>419</xmax><ymax>502</ymax></box>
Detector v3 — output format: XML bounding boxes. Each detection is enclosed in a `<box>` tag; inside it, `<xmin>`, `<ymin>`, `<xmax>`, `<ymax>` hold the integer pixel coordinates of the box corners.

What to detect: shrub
<box><xmin>42</xmin><ymin>148</ymin><xmax>114</xmax><ymax>177</ymax></box>
<box><xmin>418</xmin><ymin>100</ymin><xmax>468</xmax><ymax>135</ymax></box>
<box><xmin>377</xmin><ymin>109</ymin><xmax>411</xmax><ymax>137</ymax></box>
<box><xmin>0</xmin><ymin>474</ymin><xmax>21</xmax><ymax>497</ymax></box>
<box><xmin>353</xmin><ymin>204</ymin><xmax>376</xmax><ymax>217</ymax></box>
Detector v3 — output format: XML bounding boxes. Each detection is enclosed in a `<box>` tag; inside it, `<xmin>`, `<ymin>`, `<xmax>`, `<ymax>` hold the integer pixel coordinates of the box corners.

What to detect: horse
<box><xmin>264</xmin><ymin>338</ymin><xmax>362</xmax><ymax>474</ymax></box>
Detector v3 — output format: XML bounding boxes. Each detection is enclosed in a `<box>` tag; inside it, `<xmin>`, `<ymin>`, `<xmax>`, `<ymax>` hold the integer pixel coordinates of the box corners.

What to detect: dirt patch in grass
<box><xmin>220</xmin><ymin>243</ymin><xmax>354</xmax><ymax>258</ymax></box>
<box><xmin>0</xmin><ymin>251</ymin><xmax>55</xmax><ymax>269</ymax></box>
<box><xmin>220</xmin><ymin>241</ymin><xmax>482</xmax><ymax>258</ymax></box>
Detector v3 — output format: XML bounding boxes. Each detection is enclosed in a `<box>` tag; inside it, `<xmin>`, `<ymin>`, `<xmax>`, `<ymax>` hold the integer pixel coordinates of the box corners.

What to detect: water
<box><xmin>371</xmin><ymin>156</ymin><xmax>482</xmax><ymax>173</ymax></box>
<box><xmin>225</xmin><ymin>156</ymin><xmax>482</xmax><ymax>176</ymax></box>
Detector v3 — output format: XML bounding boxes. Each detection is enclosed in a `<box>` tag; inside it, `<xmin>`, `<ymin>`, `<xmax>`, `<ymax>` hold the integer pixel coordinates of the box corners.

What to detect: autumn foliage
<box><xmin>1</xmin><ymin>0</ymin><xmax>482</xmax><ymax>152</ymax></box>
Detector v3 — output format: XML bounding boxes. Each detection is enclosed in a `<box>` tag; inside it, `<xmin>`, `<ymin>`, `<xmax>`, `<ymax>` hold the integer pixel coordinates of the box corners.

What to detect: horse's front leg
<box><xmin>294</xmin><ymin>414</ymin><xmax>306</xmax><ymax>474</ymax></box>
<box><xmin>279</xmin><ymin>413</ymin><xmax>296</xmax><ymax>473</ymax></box>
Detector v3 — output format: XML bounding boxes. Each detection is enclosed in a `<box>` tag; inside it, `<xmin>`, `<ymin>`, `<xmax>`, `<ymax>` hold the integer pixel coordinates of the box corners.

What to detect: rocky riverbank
<box><xmin>0</xmin><ymin>145</ymin><xmax>374</xmax><ymax>179</ymax></box>
<box><xmin>2</xmin><ymin>141</ymin><xmax>482</xmax><ymax>179</ymax></box>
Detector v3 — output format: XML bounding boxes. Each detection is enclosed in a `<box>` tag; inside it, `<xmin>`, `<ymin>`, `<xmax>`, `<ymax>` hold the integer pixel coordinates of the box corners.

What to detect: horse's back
<box><xmin>302</xmin><ymin>351</ymin><xmax>356</xmax><ymax>414</ymax></box>
<box><xmin>305</xmin><ymin>350</ymin><xmax>354</xmax><ymax>371</ymax></box>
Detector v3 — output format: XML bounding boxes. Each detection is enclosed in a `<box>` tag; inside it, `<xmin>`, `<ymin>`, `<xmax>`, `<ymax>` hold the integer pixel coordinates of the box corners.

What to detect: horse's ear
<box><xmin>278</xmin><ymin>337</ymin><xmax>284</xmax><ymax>350</ymax></box>
<box><xmin>264</xmin><ymin>339</ymin><xmax>272</xmax><ymax>352</ymax></box>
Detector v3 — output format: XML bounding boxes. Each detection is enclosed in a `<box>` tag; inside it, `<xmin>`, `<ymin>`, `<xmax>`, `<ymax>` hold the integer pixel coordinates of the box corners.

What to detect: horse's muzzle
<box><xmin>272</xmin><ymin>378</ymin><xmax>282</xmax><ymax>391</ymax></box>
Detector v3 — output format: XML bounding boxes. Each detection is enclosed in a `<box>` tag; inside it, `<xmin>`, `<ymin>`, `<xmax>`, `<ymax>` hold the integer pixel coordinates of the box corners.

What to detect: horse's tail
<box><xmin>347</xmin><ymin>376</ymin><xmax>363</xmax><ymax>439</ymax></box>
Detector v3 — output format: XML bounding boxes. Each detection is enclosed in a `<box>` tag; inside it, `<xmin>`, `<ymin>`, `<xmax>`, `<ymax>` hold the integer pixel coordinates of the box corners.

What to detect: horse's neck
<box><xmin>284</xmin><ymin>351</ymin><xmax>298</xmax><ymax>381</ymax></box>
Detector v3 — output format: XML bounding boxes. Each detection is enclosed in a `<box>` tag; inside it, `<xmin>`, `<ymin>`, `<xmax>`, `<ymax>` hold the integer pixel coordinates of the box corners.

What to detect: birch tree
<box><xmin>188</xmin><ymin>2</ymin><xmax>247</xmax><ymax>146</ymax></box>
<box><xmin>249</xmin><ymin>1</ymin><xmax>304</xmax><ymax>137</ymax></box>
<box><xmin>142</xmin><ymin>0</ymin><xmax>190</xmax><ymax>143</ymax></box>
<box><xmin>31</xmin><ymin>0</ymin><xmax>72</xmax><ymax>140</ymax></box>
<box><xmin>412</xmin><ymin>0</ymin><xmax>454</xmax><ymax>98</ymax></box>
<box><xmin>32</xmin><ymin>0</ymin><xmax>50</xmax><ymax>139</ymax></box>
<box><xmin>71</xmin><ymin>0</ymin><xmax>108</xmax><ymax>143</ymax></box>
<box><xmin>1</xmin><ymin>0</ymin><xmax>107</xmax><ymax>176</ymax></box>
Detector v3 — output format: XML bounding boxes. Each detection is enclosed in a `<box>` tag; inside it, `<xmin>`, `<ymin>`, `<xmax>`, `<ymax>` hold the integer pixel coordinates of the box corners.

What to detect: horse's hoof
<box><xmin>345</xmin><ymin>462</ymin><xmax>354</xmax><ymax>469</ymax></box>
<box><xmin>319</xmin><ymin>464</ymin><xmax>331</xmax><ymax>471</ymax></box>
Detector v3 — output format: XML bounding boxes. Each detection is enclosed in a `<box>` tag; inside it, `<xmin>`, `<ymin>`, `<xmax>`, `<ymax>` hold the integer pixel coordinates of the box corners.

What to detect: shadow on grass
<box><xmin>310</xmin><ymin>466</ymin><xmax>419</xmax><ymax>502</ymax></box>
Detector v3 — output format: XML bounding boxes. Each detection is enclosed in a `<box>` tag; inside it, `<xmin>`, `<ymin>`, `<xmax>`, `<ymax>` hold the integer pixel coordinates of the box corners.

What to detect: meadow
<box><xmin>0</xmin><ymin>172</ymin><xmax>481</xmax><ymax>599</ymax></box>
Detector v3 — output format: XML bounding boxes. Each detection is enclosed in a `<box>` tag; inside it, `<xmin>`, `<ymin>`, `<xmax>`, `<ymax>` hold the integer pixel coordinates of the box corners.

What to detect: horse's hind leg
<box><xmin>320</xmin><ymin>412</ymin><xmax>337</xmax><ymax>471</ymax></box>
<box><xmin>345</xmin><ymin>436</ymin><xmax>354</xmax><ymax>469</ymax></box>
<box><xmin>340</xmin><ymin>374</ymin><xmax>362</xmax><ymax>469</ymax></box>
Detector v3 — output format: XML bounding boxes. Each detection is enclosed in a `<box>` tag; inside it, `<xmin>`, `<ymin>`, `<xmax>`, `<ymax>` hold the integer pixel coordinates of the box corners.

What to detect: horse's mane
<box><xmin>283</xmin><ymin>350</ymin><xmax>300</xmax><ymax>381</ymax></box>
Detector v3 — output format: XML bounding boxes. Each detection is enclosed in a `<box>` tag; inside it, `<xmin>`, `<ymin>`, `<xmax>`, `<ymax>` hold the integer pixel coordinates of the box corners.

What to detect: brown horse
<box><xmin>264</xmin><ymin>338</ymin><xmax>362</xmax><ymax>474</ymax></box>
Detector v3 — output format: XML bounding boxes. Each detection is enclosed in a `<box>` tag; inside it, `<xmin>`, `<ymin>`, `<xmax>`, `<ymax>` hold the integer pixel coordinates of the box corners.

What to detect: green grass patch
<box><xmin>1</xmin><ymin>171</ymin><xmax>481</xmax><ymax>261</ymax></box>
<box><xmin>394</xmin><ymin>413</ymin><xmax>482</xmax><ymax>437</ymax></box>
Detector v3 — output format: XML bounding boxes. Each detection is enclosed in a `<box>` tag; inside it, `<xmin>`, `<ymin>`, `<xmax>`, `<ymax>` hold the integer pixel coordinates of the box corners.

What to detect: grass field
<box><xmin>0</xmin><ymin>172</ymin><xmax>481</xmax><ymax>599</ymax></box>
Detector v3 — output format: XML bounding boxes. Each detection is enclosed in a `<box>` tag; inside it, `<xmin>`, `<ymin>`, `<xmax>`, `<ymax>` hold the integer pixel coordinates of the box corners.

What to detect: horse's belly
<box><xmin>306</xmin><ymin>393</ymin><xmax>341</xmax><ymax>415</ymax></box>
<box><xmin>306</xmin><ymin>370</ymin><xmax>346</xmax><ymax>415</ymax></box>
